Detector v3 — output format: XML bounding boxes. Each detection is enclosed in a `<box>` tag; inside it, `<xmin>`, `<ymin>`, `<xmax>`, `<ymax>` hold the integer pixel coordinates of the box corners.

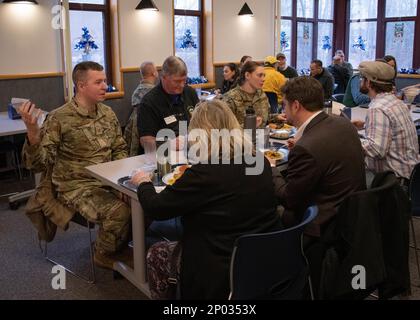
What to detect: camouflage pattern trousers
<box><xmin>63</xmin><ymin>187</ymin><xmax>131</xmax><ymax>254</ymax></box>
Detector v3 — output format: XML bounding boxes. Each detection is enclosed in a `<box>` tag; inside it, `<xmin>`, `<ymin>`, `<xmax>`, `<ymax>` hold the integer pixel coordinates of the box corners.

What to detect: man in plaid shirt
<box><xmin>353</xmin><ymin>61</ymin><xmax>420</xmax><ymax>181</ymax></box>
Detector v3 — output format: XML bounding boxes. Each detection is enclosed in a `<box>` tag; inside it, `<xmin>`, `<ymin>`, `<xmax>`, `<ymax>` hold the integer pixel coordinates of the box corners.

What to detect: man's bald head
<box><xmin>139</xmin><ymin>61</ymin><xmax>158</xmax><ymax>83</ymax></box>
<box><xmin>140</xmin><ymin>61</ymin><xmax>158</xmax><ymax>80</ymax></box>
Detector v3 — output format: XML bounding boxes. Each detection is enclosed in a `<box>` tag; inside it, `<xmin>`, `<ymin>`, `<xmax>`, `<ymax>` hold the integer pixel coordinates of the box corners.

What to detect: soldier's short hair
<box><xmin>72</xmin><ymin>61</ymin><xmax>104</xmax><ymax>88</ymax></box>
<box><xmin>140</xmin><ymin>61</ymin><xmax>156</xmax><ymax>80</ymax></box>
<box><xmin>162</xmin><ymin>56</ymin><xmax>188</xmax><ymax>77</ymax></box>
<box><xmin>281</xmin><ymin>76</ymin><xmax>324</xmax><ymax>112</ymax></box>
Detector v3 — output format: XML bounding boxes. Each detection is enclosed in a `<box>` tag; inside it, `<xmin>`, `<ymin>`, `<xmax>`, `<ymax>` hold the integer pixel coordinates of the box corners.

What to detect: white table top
<box><xmin>0</xmin><ymin>112</ymin><xmax>27</xmax><ymax>137</ymax></box>
<box><xmin>86</xmin><ymin>155</ymin><xmax>148</xmax><ymax>199</ymax></box>
<box><xmin>85</xmin><ymin>152</ymin><xmax>187</xmax><ymax>198</ymax></box>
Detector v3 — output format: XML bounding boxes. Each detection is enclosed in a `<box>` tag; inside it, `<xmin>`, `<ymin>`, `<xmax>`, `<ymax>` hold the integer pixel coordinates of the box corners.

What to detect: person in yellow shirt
<box><xmin>262</xmin><ymin>56</ymin><xmax>287</xmax><ymax>113</ymax></box>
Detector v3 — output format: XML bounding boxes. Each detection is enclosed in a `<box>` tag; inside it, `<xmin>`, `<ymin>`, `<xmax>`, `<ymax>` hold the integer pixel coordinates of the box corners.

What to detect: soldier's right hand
<box><xmin>18</xmin><ymin>101</ymin><xmax>43</xmax><ymax>144</ymax></box>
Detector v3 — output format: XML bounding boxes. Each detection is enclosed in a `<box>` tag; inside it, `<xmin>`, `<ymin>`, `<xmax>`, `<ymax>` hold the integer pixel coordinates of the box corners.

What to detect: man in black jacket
<box><xmin>328</xmin><ymin>55</ymin><xmax>351</xmax><ymax>94</ymax></box>
<box><xmin>276</xmin><ymin>52</ymin><xmax>298</xmax><ymax>79</ymax></box>
<box><xmin>310</xmin><ymin>59</ymin><xmax>335</xmax><ymax>99</ymax></box>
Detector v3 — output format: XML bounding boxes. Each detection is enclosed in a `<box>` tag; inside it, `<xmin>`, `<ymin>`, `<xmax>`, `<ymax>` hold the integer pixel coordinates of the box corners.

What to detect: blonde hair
<box><xmin>189</xmin><ymin>99</ymin><xmax>253</xmax><ymax>161</ymax></box>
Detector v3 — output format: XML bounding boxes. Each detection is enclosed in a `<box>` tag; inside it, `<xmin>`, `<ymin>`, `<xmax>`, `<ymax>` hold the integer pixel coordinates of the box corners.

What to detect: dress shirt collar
<box><xmin>294</xmin><ymin>110</ymin><xmax>324</xmax><ymax>141</ymax></box>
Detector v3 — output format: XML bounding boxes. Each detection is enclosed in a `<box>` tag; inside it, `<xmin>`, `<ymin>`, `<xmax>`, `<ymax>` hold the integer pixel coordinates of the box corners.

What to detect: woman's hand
<box><xmin>130</xmin><ymin>170</ymin><xmax>153</xmax><ymax>187</ymax></box>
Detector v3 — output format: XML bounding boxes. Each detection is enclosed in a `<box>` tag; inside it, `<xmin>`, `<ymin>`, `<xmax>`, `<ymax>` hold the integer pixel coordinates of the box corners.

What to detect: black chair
<box><xmin>319</xmin><ymin>172</ymin><xmax>410</xmax><ymax>299</ymax></box>
<box><xmin>229</xmin><ymin>206</ymin><xmax>318</xmax><ymax>300</ymax></box>
<box><xmin>40</xmin><ymin>212</ymin><xmax>96</xmax><ymax>284</ymax></box>
<box><xmin>265</xmin><ymin>92</ymin><xmax>279</xmax><ymax>114</ymax></box>
<box><xmin>332</xmin><ymin>93</ymin><xmax>345</xmax><ymax>104</ymax></box>
<box><xmin>409</xmin><ymin>163</ymin><xmax>420</xmax><ymax>284</ymax></box>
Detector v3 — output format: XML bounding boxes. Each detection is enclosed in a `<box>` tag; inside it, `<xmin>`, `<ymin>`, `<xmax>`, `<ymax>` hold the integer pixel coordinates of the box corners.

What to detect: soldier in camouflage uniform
<box><xmin>20</xmin><ymin>62</ymin><xmax>130</xmax><ymax>270</ymax></box>
<box><xmin>124</xmin><ymin>62</ymin><xmax>158</xmax><ymax>156</ymax></box>
<box><xmin>223</xmin><ymin>61</ymin><xmax>269</xmax><ymax>128</ymax></box>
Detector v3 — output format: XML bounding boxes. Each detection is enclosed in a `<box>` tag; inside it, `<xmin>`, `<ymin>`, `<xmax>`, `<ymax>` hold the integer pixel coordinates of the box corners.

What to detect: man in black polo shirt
<box><xmin>137</xmin><ymin>56</ymin><xmax>199</xmax><ymax>152</ymax></box>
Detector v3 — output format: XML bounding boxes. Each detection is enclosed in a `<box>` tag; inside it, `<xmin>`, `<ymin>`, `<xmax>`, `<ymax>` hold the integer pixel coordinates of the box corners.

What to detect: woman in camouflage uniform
<box><xmin>223</xmin><ymin>61</ymin><xmax>270</xmax><ymax>128</ymax></box>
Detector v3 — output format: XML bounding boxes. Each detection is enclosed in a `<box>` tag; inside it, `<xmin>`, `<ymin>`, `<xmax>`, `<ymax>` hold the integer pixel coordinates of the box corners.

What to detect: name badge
<box><xmin>164</xmin><ymin>115</ymin><xmax>178</xmax><ymax>125</ymax></box>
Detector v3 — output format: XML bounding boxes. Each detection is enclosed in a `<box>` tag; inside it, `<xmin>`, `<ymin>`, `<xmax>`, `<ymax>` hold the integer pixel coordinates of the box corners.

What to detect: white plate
<box><xmin>270</xmin><ymin>129</ymin><xmax>294</xmax><ymax>140</ymax></box>
<box><xmin>162</xmin><ymin>165</ymin><xmax>191</xmax><ymax>185</ymax></box>
<box><xmin>260</xmin><ymin>149</ymin><xmax>288</xmax><ymax>167</ymax></box>
<box><xmin>162</xmin><ymin>172</ymin><xmax>175</xmax><ymax>186</ymax></box>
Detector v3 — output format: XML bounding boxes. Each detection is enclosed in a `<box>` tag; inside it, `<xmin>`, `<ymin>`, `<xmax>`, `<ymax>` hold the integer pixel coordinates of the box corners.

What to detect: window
<box><xmin>69</xmin><ymin>0</ymin><xmax>112</xmax><ymax>83</ymax></box>
<box><xmin>348</xmin><ymin>0</ymin><xmax>378</xmax><ymax>68</ymax></box>
<box><xmin>174</xmin><ymin>0</ymin><xmax>203</xmax><ymax>78</ymax></box>
<box><xmin>280</xmin><ymin>0</ymin><xmax>335</xmax><ymax>73</ymax></box>
<box><xmin>384</xmin><ymin>0</ymin><xmax>418</xmax><ymax>70</ymax></box>
<box><xmin>346</xmin><ymin>0</ymin><xmax>420</xmax><ymax>70</ymax></box>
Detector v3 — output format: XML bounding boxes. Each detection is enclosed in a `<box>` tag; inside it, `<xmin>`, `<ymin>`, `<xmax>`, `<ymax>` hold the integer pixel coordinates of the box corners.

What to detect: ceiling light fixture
<box><xmin>136</xmin><ymin>0</ymin><xmax>158</xmax><ymax>11</ymax></box>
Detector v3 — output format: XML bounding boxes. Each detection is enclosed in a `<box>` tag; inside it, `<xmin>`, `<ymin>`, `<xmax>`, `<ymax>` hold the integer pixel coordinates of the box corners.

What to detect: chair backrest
<box><xmin>409</xmin><ymin>162</ymin><xmax>420</xmax><ymax>216</ymax></box>
<box><xmin>321</xmin><ymin>171</ymin><xmax>409</xmax><ymax>299</ymax></box>
<box><xmin>229</xmin><ymin>206</ymin><xmax>318</xmax><ymax>300</ymax></box>
<box><xmin>264</xmin><ymin>92</ymin><xmax>279</xmax><ymax>114</ymax></box>
<box><xmin>332</xmin><ymin>93</ymin><xmax>345</xmax><ymax>103</ymax></box>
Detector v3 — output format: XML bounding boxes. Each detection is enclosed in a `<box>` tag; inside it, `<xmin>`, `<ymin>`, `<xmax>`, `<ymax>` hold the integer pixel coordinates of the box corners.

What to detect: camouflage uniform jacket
<box><xmin>223</xmin><ymin>86</ymin><xmax>270</xmax><ymax>128</ymax></box>
<box><xmin>132</xmin><ymin>81</ymin><xmax>155</xmax><ymax>107</ymax></box>
<box><xmin>23</xmin><ymin>98</ymin><xmax>128</xmax><ymax>203</ymax></box>
<box><xmin>125</xmin><ymin>81</ymin><xmax>155</xmax><ymax>156</ymax></box>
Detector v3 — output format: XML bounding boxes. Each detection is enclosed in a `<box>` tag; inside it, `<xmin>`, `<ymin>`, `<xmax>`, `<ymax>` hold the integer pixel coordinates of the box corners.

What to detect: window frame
<box><xmin>344</xmin><ymin>0</ymin><xmax>420</xmax><ymax>69</ymax></box>
<box><xmin>281</xmin><ymin>0</ymin><xmax>335</xmax><ymax>70</ymax></box>
<box><xmin>68</xmin><ymin>0</ymin><xmax>113</xmax><ymax>84</ymax></box>
<box><xmin>173</xmin><ymin>0</ymin><xmax>204</xmax><ymax>77</ymax></box>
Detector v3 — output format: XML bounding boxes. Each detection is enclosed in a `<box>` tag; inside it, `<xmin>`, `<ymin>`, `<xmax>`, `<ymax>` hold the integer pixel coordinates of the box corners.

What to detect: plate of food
<box><xmin>162</xmin><ymin>164</ymin><xmax>191</xmax><ymax>186</ymax></box>
<box><xmin>268</xmin><ymin>122</ymin><xmax>284</xmax><ymax>130</ymax></box>
<box><xmin>262</xmin><ymin>149</ymin><xmax>288</xmax><ymax>167</ymax></box>
<box><xmin>264</xmin><ymin>150</ymin><xmax>285</xmax><ymax>161</ymax></box>
<box><xmin>270</xmin><ymin>128</ymin><xmax>295</xmax><ymax>140</ymax></box>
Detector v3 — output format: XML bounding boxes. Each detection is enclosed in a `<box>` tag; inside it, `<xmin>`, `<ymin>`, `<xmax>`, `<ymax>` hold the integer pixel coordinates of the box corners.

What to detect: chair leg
<box><xmin>8</xmin><ymin>150</ymin><xmax>20</xmax><ymax>181</ymax></box>
<box><xmin>13</xmin><ymin>150</ymin><xmax>22</xmax><ymax>181</ymax></box>
<box><xmin>409</xmin><ymin>217</ymin><xmax>420</xmax><ymax>286</ymax></box>
<box><xmin>86</xmin><ymin>222</ymin><xmax>96</xmax><ymax>284</ymax></box>
<box><xmin>301</xmin><ymin>235</ymin><xmax>315</xmax><ymax>300</ymax></box>
<box><xmin>307</xmin><ymin>275</ymin><xmax>315</xmax><ymax>301</ymax></box>
<box><xmin>40</xmin><ymin>225</ymin><xmax>96</xmax><ymax>285</ymax></box>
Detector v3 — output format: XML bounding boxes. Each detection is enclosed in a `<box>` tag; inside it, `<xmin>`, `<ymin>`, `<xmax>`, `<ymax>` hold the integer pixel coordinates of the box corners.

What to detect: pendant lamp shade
<box><xmin>2</xmin><ymin>0</ymin><xmax>39</xmax><ymax>3</ymax></box>
<box><xmin>136</xmin><ymin>0</ymin><xmax>158</xmax><ymax>11</ymax></box>
<box><xmin>238</xmin><ymin>2</ymin><xmax>253</xmax><ymax>16</ymax></box>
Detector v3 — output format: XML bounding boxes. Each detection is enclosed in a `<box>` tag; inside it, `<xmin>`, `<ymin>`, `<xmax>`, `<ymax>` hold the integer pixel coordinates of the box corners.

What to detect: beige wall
<box><xmin>0</xmin><ymin>0</ymin><xmax>62</xmax><ymax>74</ymax></box>
<box><xmin>0</xmin><ymin>0</ymin><xmax>278</xmax><ymax>74</ymax></box>
<box><xmin>119</xmin><ymin>0</ymin><xmax>173</xmax><ymax>69</ymax></box>
<box><xmin>213</xmin><ymin>0</ymin><xmax>276</xmax><ymax>63</ymax></box>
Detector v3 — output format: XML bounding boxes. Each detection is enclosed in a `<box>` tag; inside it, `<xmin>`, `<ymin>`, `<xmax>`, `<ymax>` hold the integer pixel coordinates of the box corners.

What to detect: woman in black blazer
<box><xmin>131</xmin><ymin>99</ymin><xmax>282</xmax><ymax>300</ymax></box>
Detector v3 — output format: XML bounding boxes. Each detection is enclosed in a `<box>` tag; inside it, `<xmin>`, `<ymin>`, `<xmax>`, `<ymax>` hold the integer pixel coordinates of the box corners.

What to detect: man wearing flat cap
<box><xmin>353</xmin><ymin>60</ymin><xmax>419</xmax><ymax>183</ymax></box>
